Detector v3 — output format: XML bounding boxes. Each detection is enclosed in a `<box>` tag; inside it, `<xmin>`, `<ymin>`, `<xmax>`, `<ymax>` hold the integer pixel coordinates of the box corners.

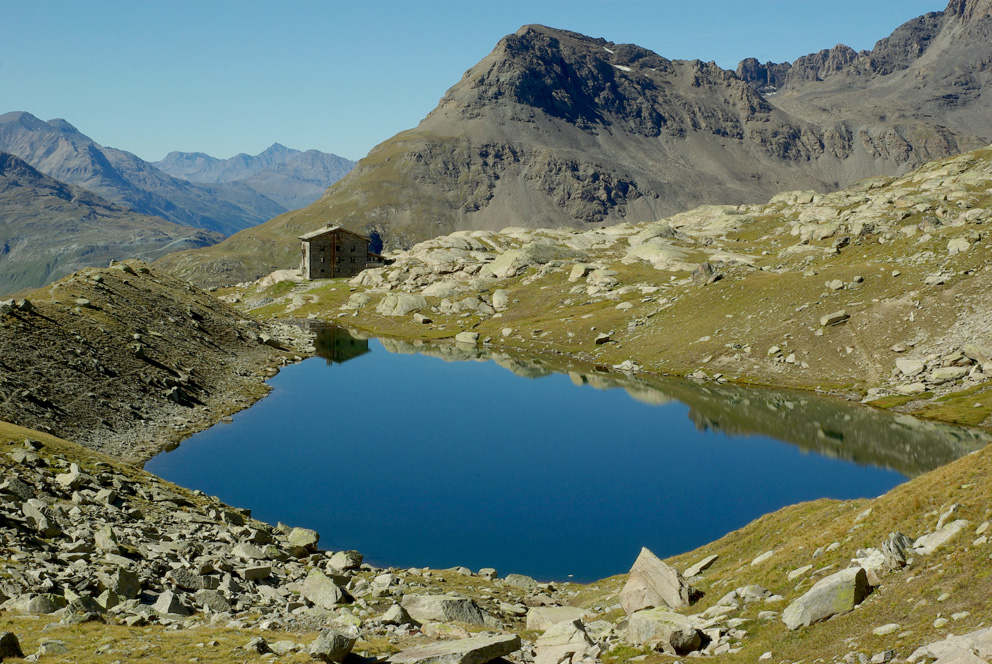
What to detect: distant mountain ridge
<box><xmin>156</xmin><ymin>0</ymin><xmax>992</xmax><ymax>286</ymax></box>
<box><xmin>155</xmin><ymin>144</ymin><xmax>356</xmax><ymax>210</ymax></box>
<box><xmin>0</xmin><ymin>112</ymin><xmax>287</xmax><ymax>235</ymax></box>
<box><xmin>0</xmin><ymin>152</ymin><xmax>221</xmax><ymax>294</ymax></box>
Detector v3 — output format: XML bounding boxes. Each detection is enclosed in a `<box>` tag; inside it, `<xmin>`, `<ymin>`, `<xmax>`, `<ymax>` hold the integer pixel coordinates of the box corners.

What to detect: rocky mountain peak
<box><xmin>946</xmin><ymin>0</ymin><xmax>992</xmax><ymax>22</ymax></box>
<box><xmin>45</xmin><ymin>118</ymin><xmax>83</xmax><ymax>135</ymax></box>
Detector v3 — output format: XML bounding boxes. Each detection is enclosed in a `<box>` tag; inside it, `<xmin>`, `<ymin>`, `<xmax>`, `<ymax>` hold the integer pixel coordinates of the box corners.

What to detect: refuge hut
<box><xmin>299</xmin><ymin>226</ymin><xmax>385</xmax><ymax>279</ymax></box>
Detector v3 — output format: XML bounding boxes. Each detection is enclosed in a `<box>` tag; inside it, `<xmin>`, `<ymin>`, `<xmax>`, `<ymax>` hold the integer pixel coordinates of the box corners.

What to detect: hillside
<box><xmin>0</xmin><ymin>153</ymin><xmax>223</xmax><ymax>294</ymax></box>
<box><xmin>234</xmin><ymin>142</ymin><xmax>992</xmax><ymax>430</ymax></box>
<box><xmin>155</xmin><ymin>144</ymin><xmax>356</xmax><ymax>210</ymax></box>
<box><xmin>0</xmin><ymin>260</ymin><xmax>309</xmax><ymax>462</ymax></box>
<box><xmin>0</xmin><ymin>112</ymin><xmax>286</xmax><ymax>235</ymax></box>
<box><xmin>157</xmin><ymin>0</ymin><xmax>992</xmax><ymax>287</ymax></box>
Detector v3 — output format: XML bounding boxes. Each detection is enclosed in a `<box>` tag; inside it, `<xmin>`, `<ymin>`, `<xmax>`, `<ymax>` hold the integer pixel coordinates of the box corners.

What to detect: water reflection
<box><xmin>313</xmin><ymin>326</ymin><xmax>370</xmax><ymax>365</ymax></box>
<box><xmin>376</xmin><ymin>335</ymin><xmax>990</xmax><ymax>478</ymax></box>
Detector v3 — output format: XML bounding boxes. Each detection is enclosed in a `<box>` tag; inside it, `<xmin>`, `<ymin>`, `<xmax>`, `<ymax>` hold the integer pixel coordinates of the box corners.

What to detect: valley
<box><xmin>2</xmin><ymin>1</ymin><xmax>992</xmax><ymax>663</ymax></box>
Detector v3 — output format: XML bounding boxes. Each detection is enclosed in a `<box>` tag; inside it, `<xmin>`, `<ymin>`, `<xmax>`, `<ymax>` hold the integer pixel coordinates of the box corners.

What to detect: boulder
<box><xmin>328</xmin><ymin>549</ymin><xmax>362</xmax><ymax>571</ymax></box>
<box><xmin>400</xmin><ymin>594</ymin><xmax>490</xmax><ymax>626</ymax></box>
<box><xmin>99</xmin><ymin>568</ymin><xmax>140</xmax><ymax>600</ymax></box>
<box><xmin>503</xmin><ymin>573</ymin><xmax>538</xmax><ymax>590</ymax></box>
<box><xmin>931</xmin><ymin>367</ymin><xmax>969</xmax><ymax>384</ymax></box>
<box><xmin>896</xmin><ymin>359</ymin><xmax>925</xmax><ymax>377</ymax></box>
<box><xmin>454</xmin><ymin>331</ymin><xmax>479</xmax><ymax>345</ymax></box>
<box><xmin>26</xmin><ymin>594</ymin><xmax>67</xmax><ymax>614</ymax></box>
<box><xmin>533</xmin><ymin>620</ymin><xmax>596</xmax><ymax>664</ymax></box>
<box><xmin>626</xmin><ymin>608</ymin><xmax>702</xmax><ymax>655</ymax></box>
<box><xmin>782</xmin><ymin>567</ymin><xmax>870</xmax><ymax>629</ymax></box>
<box><xmin>309</xmin><ymin>628</ymin><xmax>356</xmax><ymax>663</ymax></box>
<box><xmin>620</xmin><ymin>547</ymin><xmax>692</xmax><ymax>614</ymax></box>
<box><xmin>0</xmin><ymin>631</ymin><xmax>24</xmax><ymax>659</ymax></box>
<box><xmin>914</xmin><ymin>520</ymin><xmax>970</xmax><ymax>555</ymax></box>
<box><xmin>153</xmin><ymin>589</ymin><xmax>190</xmax><ymax>616</ymax></box>
<box><xmin>376</xmin><ymin>293</ymin><xmax>428</xmax><ymax>317</ymax></box>
<box><xmin>526</xmin><ymin>606</ymin><xmax>592</xmax><ymax>632</ymax></box>
<box><xmin>882</xmin><ymin>532</ymin><xmax>914</xmax><ymax>569</ymax></box>
<box><xmin>381</xmin><ymin>603</ymin><xmax>417</xmax><ymax>626</ymax></box>
<box><xmin>301</xmin><ymin>568</ymin><xmax>346</xmax><ymax>609</ymax></box>
<box><xmin>390</xmin><ymin>633</ymin><xmax>521</xmax><ymax>664</ymax></box>
<box><xmin>287</xmin><ymin>527</ymin><xmax>319</xmax><ymax>553</ymax></box>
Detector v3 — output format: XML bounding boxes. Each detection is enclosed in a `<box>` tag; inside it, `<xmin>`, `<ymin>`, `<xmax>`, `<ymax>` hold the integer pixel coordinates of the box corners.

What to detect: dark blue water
<box><xmin>146</xmin><ymin>335</ymin><xmax>909</xmax><ymax>582</ymax></box>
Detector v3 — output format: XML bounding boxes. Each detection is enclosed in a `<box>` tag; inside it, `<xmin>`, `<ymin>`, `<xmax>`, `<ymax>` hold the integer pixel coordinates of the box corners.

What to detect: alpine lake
<box><xmin>145</xmin><ymin>326</ymin><xmax>991</xmax><ymax>583</ymax></box>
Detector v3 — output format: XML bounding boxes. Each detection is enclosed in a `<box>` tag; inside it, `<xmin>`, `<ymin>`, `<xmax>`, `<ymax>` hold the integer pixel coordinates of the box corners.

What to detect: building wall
<box><xmin>301</xmin><ymin>231</ymin><xmax>369</xmax><ymax>279</ymax></box>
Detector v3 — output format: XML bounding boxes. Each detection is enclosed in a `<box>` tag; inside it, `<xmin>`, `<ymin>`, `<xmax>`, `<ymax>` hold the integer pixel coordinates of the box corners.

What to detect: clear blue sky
<box><xmin>2</xmin><ymin>0</ymin><xmax>943</xmax><ymax>162</ymax></box>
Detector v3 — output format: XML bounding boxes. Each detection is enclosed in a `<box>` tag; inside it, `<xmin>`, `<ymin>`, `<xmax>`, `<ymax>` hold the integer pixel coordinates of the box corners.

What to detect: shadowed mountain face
<box><xmin>157</xmin><ymin>0</ymin><xmax>992</xmax><ymax>286</ymax></box>
<box><xmin>155</xmin><ymin>145</ymin><xmax>356</xmax><ymax>210</ymax></box>
<box><xmin>0</xmin><ymin>112</ymin><xmax>285</xmax><ymax>235</ymax></box>
<box><xmin>0</xmin><ymin>153</ymin><xmax>222</xmax><ymax>295</ymax></box>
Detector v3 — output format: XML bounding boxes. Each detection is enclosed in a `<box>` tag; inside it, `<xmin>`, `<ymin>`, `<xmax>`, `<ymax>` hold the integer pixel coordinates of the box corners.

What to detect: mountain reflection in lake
<box><xmin>145</xmin><ymin>327</ymin><xmax>990</xmax><ymax>582</ymax></box>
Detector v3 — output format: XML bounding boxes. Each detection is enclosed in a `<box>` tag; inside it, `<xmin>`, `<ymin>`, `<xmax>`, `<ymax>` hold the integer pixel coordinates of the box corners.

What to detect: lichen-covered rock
<box><xmin>782</xmin><ymin>567</ymin><xmax>870</xmax><ymax>629</ymax></box>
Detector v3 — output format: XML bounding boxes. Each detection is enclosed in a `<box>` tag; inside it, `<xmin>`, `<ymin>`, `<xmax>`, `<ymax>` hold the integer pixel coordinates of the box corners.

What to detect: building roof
<box><xmin>298</xmin><ymin>225</ymin><xmax>370</xmax><ymax>242</ymax></box>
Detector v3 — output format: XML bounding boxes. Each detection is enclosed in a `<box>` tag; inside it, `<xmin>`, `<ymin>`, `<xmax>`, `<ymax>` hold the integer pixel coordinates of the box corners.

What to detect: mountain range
<box><xmin>0</xmin><ymin>152</ymin><xmax>221</xmax><ymax>295</ymax></box>
<box><xmin>156</xmin><ymin>0</ymin><xmax>992</xmax><ymax>286</ymax></box>
<box><xmin>154</xmin><ymin>144</ymin><xmax>355</xmax><ymax>210</ymax></box>
<box><xmin>0</xmin><ymin>112</ymin><xmax>356</xmax><ymax>236</ymax></box>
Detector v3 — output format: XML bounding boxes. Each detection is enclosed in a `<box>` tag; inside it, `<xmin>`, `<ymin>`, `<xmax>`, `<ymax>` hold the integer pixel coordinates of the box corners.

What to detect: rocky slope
<box><xmin>155</xmin><ymin>144</ymin><xmax>356</xmax><ymax>210</ymax></box>
<box><xmin>0</xmin><ymin>260</ymin><xmax>310</xmax><ymax>463</ymax></box>
<box><xmin>157</xmin><ymin>0</ymin><xmax>992</xmax><ymax>287</ymax></box>
<box><xmin>0</xmin><ymin>112</ymin><xmax>286</xmax><ymax>235</ymax></box>
<box><xmin>0</xmin><ymin>153</ymin><xmax>223</xmax><ymax>295</ymax></box>
<box><xmin>0</xmin><ymin>386</ymin><xmax>990</xmax><ymax>664</ymax></box>
<box><xmin>238</xmin><ymin>142</ymin><xmax>992</xmax><ymax>429</ymax></box>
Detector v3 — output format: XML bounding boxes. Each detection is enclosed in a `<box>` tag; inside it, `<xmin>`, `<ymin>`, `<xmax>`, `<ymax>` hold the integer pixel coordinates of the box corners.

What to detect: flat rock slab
<box><xmin>782</xmin><ymin>567</ymin><xmax>869</xmax><ymax>630</ymax></box>
<box><xmin>915</xmin><ymin>520</ymin><xmax>971</xmax><ymax>555</ymax></box>
<box><xmin>620</xmin><ymin>547</ymin><xmax>692</xmax><ymax>614</ymax></box>
<box><xmin>388</xmin><ymin>633</ymin><xmax>521</xmax><ymax>664</ymax></box>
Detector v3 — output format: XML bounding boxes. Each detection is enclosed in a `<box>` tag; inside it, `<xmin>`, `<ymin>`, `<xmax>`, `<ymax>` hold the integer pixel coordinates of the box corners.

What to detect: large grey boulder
<box><xmin>328</xmin><ymin>549</ymin><xmax>363</xmax><ymax>571</ymax></box>
<box><xmin>526</xmin><ymin>606</ymin><xmax>592</xmax><ymax>632</ymax></box>
<box><xmin>626</xmin><ymin>608</ymin><xmax>702</xmax><ymax>655</ymax></box>
<box><xmin>99</xmin><ymin>567</ymin><xmax>140</xmax><ymax>600</ymax></box>
<box><xmin>533</xmin><ymin>619</ymin><xmax>597</xmax><ymax>664</ymax></box>
<box><xmin>301</xmin><ymin>568</ymin><xmax>346</xmax><ymax>609</ymax></box>
<box><xmin>400</xmin><ymin>594</ymin><xmax>490</xmax><ymax>627</ymax></box>
<box><xmin>376</xmin><ymin>293</ymin><xmax>428</xmax><ymax>317</ymax></box>
<box><xmin>503</xmin><ymin>573</ymin><xmax>538</xmax><ymax>590</ymax></box>
<box><xmin>782</xmin><ymin>567</ymin><xmax>870</xmax><ymax>629</ymax></box>
<box><xmin>389</xmin><ymin>633</ymin><xmax>521</xmax><ymax>664</ymax></box>
<box><xmin>153</xmin><ymin>589</ymin><xmax>190</xmax><ymax>616</ymax></box>
<box><xmin>287</xmin><ymin>527</ymin><xmax>319</xmax><ymax>552</ymax></box>
<box><xmin>619</xmin><ymin>547</ymin><xmax>692</xmax><ymax>614</ymax></box>
<box><xmin>309</xmin><ymin>628</ymin><xmax>356</xmax><ymax>663</ymax></box>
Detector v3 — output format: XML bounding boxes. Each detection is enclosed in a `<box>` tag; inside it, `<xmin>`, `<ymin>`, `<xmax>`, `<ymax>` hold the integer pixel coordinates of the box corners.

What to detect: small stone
<box><xmin>820</xmin><ymin>310</ymin><xmax>850</xmax><ymax>326</ymax></box>
<box><xmin>873</xmin><ymin>623</ymin><xmax>900</xmax><ymax>636</ymax></box>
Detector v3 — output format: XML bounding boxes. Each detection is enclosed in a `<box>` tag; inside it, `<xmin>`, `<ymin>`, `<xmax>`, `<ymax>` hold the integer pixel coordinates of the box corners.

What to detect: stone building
<box><xmin>299</xmin><ymin>226</ymin><xmax>384</xmax><ymax>279</ymax></box>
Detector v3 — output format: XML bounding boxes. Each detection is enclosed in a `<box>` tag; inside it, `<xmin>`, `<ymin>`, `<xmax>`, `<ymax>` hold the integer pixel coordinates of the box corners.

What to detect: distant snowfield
<box><xmin>613</xmin><ymin>64</ymin><xmax>632</xmax><ymax>72</ymax></box>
